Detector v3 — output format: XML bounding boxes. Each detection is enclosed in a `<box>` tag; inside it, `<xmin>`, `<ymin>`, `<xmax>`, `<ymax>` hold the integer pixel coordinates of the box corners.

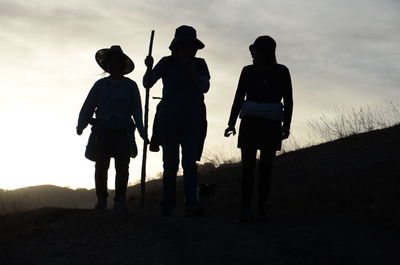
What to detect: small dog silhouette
<box><xmin>197</xmin><ymin>183</ymin><xmax>217</xmax><ymax>207</ymax></box>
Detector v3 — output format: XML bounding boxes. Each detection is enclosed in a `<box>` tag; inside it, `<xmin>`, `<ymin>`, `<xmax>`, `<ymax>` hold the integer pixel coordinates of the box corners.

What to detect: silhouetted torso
<box><xmin>228</xmin><ymin>64</ymin><xmax>292</xmax><ymax>127</ymax></box>
<box><xmin>151</xmin><ymin>56</ymin><xmax>210</xmax><ymax>120</ymax></box>
<box><xmin>78</xmin><ymin>77</ymin><xmax>144</xmax><ymax>132</ymax></box>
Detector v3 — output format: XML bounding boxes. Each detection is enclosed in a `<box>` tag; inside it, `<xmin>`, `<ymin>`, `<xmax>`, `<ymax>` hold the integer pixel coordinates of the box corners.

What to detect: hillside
<box><xmin>0</xmin><ymin>125</ymin><xmax>399</xmax><ymax>265</ymax></box>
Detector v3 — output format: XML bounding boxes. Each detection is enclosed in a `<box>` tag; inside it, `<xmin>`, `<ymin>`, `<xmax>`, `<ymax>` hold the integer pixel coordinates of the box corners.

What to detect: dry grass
<box><xmin>280</xmin><ymin>102</ymin><xmax>400</xmax><ymax>153</ymax></box>
<box><xmin>0</xmin><ymin>191</ymin><xmax>33</xmax><ymax>215</ymax></box>
<box><xmin>202</xmin><ymin>147</ymin><xmax>240</xmax><ymax>167</ymax></box>
<box><xmin>0</xmin><ymin>186</ymin><xmax>96</xmax><ymax>215</ymax></box>
<box><xmin>307</xmin><ymin>102</ymin><xmax>400</xmax><ymax>143</ymax></box>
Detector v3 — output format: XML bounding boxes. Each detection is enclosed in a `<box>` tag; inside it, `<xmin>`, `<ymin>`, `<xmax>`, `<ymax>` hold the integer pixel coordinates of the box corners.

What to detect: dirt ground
<box><xmin>0</xmin><ymin>205</ymin><xmax>398</xmax><ymax>265</ymax></box>
<box><xmin>1</xmin><ymin>125</ymin><xmax>400</xmax><ymax>265</ymax></box>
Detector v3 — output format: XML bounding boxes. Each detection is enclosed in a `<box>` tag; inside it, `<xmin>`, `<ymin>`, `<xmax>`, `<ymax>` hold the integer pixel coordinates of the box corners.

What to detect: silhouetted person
<box><xmin>225</xmin><ymin>36</ymin><xmax>293</xmax><ymax>222</ymax></box>
<box><xmin>143</xmin><ymin>25</ymin><xmax>210</xmax><ymax>217</ymax></box>
<box><xmin>77</xmin><ymin>45</ymin><xmax>146</xmax><ymax>211</ymax></box>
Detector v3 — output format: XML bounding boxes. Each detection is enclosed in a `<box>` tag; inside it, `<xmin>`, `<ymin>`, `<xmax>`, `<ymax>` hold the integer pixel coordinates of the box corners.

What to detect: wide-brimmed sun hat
<box><xmin>249</xmin><ymin>36</ymin><xmax>276</xmax><ymax>55</ymax></box>
<box><xmin>95</xmin><ymin>45</ymin><xmax>135</xmax><ymax>75</ymax></box>
<box><xmin>169</xmin><ymin>25</ymin><xmax>205</xmax><ymax>50</ymax></box>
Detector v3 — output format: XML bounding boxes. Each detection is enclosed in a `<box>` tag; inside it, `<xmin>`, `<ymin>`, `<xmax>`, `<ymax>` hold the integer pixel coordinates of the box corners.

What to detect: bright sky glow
<box><xmin>1</xmin><ymin>0</ymin><xmax>399</xmax><ymax>189</ymax></box>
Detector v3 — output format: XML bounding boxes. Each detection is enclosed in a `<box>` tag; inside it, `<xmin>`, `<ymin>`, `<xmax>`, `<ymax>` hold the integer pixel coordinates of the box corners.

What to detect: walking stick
<box><xmin>140</xmin><ymin>30</ymin><xmax>155</xmax><ymax>209</ymax></box>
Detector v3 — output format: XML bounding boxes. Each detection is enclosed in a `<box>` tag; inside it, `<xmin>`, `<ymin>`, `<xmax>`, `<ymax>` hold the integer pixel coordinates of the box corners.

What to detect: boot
<box><xmin>114</xmin><ymin>198</ymin><xmax>129</xmax><ymax>211</ymax></box>
<box><xmin>95</xmin><ymin>197</ymin><xmax>107</xmax><ymax>210</ymax></box>
<box><xmin>185</xmin><ymin>206</ymin><xmax>204</xmax><ymax>217</ymax></box>
<box><xmin>258</xmin><ymin>208</ymin><xmax>272</xmax><ymax>222</ymax></box>
<box><xmin>239</xmin><ymin>207</ymin><xmax>254</xmax><ymax>223</ymax></box>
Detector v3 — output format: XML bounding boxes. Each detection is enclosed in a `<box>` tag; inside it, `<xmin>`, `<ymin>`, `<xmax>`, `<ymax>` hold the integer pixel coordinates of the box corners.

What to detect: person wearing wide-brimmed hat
<box><xmin>225</xmin><ymin>36</ymin><xmax>293</xmax><ymax>222</ymax></box>
<box><xmin>143</xmin><ymin>25</ymin><xmax>210</xmax><ymax>217</ymax></box>
<box><xmin>77</xmin><ymin>45</ymin><xmax>147</xmax><ymax>211</ymax></box>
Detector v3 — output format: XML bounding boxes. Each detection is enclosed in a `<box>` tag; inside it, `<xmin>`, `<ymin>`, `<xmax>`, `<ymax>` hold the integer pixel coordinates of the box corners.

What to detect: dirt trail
<box><xmin>0</xmin><ymin>206</ymin><xmax>398</xmax><ymax>265</ymax></box>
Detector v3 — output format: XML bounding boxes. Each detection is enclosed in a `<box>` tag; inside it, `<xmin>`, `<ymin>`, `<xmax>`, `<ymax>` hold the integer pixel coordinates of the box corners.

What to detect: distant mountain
<box><xmin>0</xmin><ymin>185</ymin><xmax>95</xmax><ymax>212</ymax></box>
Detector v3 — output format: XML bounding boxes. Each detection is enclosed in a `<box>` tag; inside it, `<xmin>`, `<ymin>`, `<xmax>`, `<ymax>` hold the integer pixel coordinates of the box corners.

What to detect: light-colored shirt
<box><xmin>77</xmin><ymin>77</ymin><xmax>144</xmax><ymax>135</ymax></box>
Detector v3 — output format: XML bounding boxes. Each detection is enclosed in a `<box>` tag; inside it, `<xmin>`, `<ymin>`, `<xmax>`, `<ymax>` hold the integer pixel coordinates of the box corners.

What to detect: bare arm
<box><xmin>228</xmin><ymin>68</ymin><xmax>247</xmax><ymax>127</ymax></box>
<box><xmin>225</xmin><ymin>68</ymin><xmax>247</xmax><ymax>137</ymax></box>
<box><xmin>282</xmin><ymin>66</ymin><xmax>293</xmax><ymax>138</ymax></box>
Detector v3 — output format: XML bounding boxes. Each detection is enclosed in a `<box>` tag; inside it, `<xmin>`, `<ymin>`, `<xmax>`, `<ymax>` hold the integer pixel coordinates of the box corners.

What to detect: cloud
<box><xmin>1</xmin><ymin>0</ymin><xmax>400</xmax><ymax>188</ymax></box>
<box><xmin>2</xmin><ymin>0</ymin><xmax>399</xmax><ymax>115</ymax></box>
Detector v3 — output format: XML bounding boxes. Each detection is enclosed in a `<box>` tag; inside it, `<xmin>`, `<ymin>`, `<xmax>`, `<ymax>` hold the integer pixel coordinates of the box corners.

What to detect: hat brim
<box><xmin>95</xmin><ymin>48</ymin><xmax>135</xmax><ymax>75</ymax></box>
<box><xmin>169</xmin><ymin>38</ymin><xmax>205</xmax><ymax>50</ymax></box>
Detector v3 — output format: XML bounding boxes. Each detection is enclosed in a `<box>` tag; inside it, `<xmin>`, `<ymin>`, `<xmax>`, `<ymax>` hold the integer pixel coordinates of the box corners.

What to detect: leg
<box><xmin>181</xmin><ymin>135</ymin><xmax>201</xmax><ymax>209</ymax></box>
<box><xmin>241</xmin><ymin>147</ymin><xmax>257</xmax><ymax>211</ymax></box>
<box><xmin>114</xmin><ymin>155</ymin><xmax>130</xmax><ymax>200</ymax></box>
<box><xmin>95</xmin><ymin>156</ymin><xmax>111</xmax><ymax>197</ymax></box>
<box><xmin>113</xmin><ymin>129</ymin><xmax>131</xmax><ymax>201</ymax></box>
<box><xmin>94</xmin><ymin>148</ymin><xmax>111</xmax><ymax>210</ymax></box>
<box><xmin>258</xmin><ymin>147</ymin><xmax>276</xmax><ymax>213</ymax></box>
<box><xmin>95</xmin><ymin>130</ymin><xmax>112</xmax><ymax>200</ymax></box>
<box><xmin>114</xmin><ymin>155</ymin><xmax>130</xmax><ymax>211</ymax></box>
<box><xmin>161</xmin><ymin>142</ymin><xmax>180</xmax><ymax>213</ymax></box>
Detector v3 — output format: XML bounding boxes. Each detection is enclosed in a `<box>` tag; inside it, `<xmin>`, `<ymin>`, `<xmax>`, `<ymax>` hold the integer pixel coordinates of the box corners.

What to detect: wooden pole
<box><xmin>140</xmin><ymin>30</ymin><xmax>155</xmax><ymax>209</ymax></box>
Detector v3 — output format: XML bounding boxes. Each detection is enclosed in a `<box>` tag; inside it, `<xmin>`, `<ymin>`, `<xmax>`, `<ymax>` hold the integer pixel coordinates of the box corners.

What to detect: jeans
<box><xmin>94</xmin><ymin>127</ymin><xmax>130</xmax><ymax>200</ymax></box>
<box><xmin>159</xmin><ymin>117</ymin><xmax>203</xmax><ymax>210</ymax></box>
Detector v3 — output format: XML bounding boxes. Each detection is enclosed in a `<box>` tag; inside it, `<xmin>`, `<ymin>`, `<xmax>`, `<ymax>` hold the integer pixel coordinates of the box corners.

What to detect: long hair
<box><xmin>263</xmin><ymin>53</ymin><xmax>277</xmax><ymax>65</ymax></box>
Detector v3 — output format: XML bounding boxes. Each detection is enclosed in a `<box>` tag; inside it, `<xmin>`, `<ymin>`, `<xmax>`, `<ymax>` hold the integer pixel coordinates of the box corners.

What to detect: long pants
<box><xmin>95</xmin><ymin>128</ymin><xmax>130</xmax><ymax>200</ymax></box>
<box><xmin>241</xmin><ymin>147</ymin><xmax>276</xmax><ymax>212</ymax></box>
<box><xmin>159</xmin><ymin>118</ymin><xmax>203</xmax><ymax>210</ymax></box>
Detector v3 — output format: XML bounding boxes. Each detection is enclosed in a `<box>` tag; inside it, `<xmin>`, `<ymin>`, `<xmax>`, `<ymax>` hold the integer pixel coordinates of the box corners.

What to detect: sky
<box><xmin>0</xmin><ymin>0</ymin><xmax>399</xmax><ymax>190</ymax></box>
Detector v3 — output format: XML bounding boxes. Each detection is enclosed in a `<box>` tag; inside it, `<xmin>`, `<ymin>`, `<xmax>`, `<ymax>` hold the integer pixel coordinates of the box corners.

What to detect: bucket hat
<box><xmin>169</xmin><ymin>25</ymin><xmax>205</xmax><ymax>50</ymax></box>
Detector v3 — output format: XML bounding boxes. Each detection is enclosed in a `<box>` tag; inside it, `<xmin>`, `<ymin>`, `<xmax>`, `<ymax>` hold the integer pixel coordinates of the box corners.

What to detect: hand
<box><xmin>224</xmin><ymin>126</ymin><xmax>236</xmax><ymax>137</ymax></box>
<box><xmin>281</xmin><ymin>124</ymin><xmax>290</xmax><ymax>139</ymax></box>
<box><xmin>144</xmin><ymin>56</ymin><xmax>154</xmax><ymax>69</ymax></box>
<box><xmin>140</xmin><ymin>132</ymin><xmax>150</xmax><ymax>145</ymax></box>
<box><xmin>76</xmin><ymin>128</ymin><xmax>83</xmax><ymax>136</ymax></box>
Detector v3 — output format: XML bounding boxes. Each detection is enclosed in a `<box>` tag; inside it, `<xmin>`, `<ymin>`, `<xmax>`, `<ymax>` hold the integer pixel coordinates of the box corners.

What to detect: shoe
<box><xmin>239</xmin><ymin>208</ymin><xmax>254</xmax><ymax>223</ymax></box>
<box><xmin>185</xmin><ymin>206</ymin><xmax>204</xmax><ymax>217</ymax></box>
<box><xmin>95</xmin><ymin>197</ymin><xmax>107</xmax><ymax>210</ymax></box>
<box><xmin>161</xmin><ymin>207</ymin><xmax>172</xmax><ymax>217</ymax></box>
<box><xmin>113</xmin><ymin>198</ymin><xmax>129</xmax><ymax>211</ymax></box>
<box><xmin>160</xmin><ymin>202</ymin><xmax>175</xmax><ymax>217</ymax></box>
<box><xmin>258</xmin><ymin>209</ymin><xmax>271</xmax><ymax>222</ymax></box>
